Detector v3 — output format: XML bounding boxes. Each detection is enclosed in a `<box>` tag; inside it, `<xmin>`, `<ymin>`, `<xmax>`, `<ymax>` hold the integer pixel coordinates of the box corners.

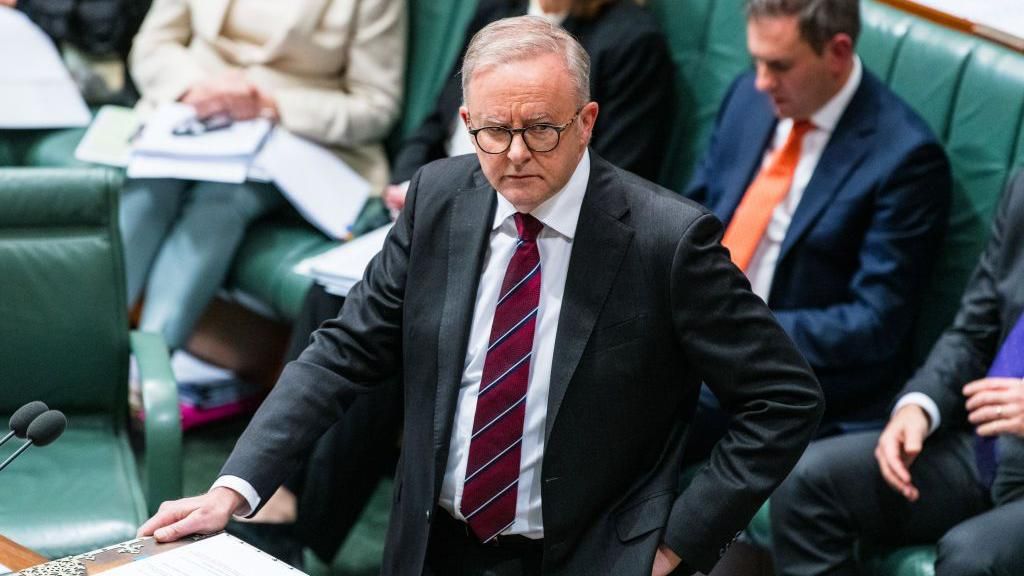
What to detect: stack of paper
<box><xmin>294</xmin><ymin>224</ymin><xmax>393</xmax><ymax>296</ymax></box>
<box><xmin>128</xmin><ymin>103</ymin><xmax>272</xmax><ymax>184</ymax></box>
<box><xmin>0</xmin><ymin>8</ymin><xmax>90</xmax><ymax>128</ymax></box>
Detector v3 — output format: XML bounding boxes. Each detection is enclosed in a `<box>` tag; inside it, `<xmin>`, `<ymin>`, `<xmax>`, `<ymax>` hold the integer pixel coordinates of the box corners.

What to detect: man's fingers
<box><xmin>965</xmin><ymin>389</ymin><xmax>1011</xmax><ymax>411</ymax></box>
<box><xmin>137</xmin><ymin>500</ymin><xmax>196</xmax><ymax>537</ymax></box>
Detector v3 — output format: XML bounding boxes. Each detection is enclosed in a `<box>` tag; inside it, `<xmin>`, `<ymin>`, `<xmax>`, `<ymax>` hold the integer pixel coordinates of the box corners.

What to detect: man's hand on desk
<box><xmin>137</xmin><ymin>486</ymin><xmax>244</xmax><ymax>542</ymax></box>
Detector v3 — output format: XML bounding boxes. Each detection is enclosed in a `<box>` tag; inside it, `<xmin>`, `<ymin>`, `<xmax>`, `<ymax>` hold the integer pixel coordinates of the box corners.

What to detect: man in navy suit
<box><xmin>685</xmin><ymin>0</ymin><xmax>950</xmax><ymax>452</ymax></box>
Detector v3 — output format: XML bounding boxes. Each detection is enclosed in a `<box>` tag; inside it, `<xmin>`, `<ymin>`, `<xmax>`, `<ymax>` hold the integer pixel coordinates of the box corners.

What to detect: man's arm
<box><xmin>662</xmin><ymin>212</ymin><xmax>824</xmax><ymax>573</ymax></box>
<box><xmin>137</xmin><ymin>162</ymin><xmax>427</xmax><ymax>540</ymax></box>
<box><xmin>899</xmin><ymin>171</ymin><xmax>1024</xmax><ymax>423</ymax></box>
<box><xmin>771</xmin><ymin>142</ymin><xmax>951</xmax><ymax>370</ymax></box>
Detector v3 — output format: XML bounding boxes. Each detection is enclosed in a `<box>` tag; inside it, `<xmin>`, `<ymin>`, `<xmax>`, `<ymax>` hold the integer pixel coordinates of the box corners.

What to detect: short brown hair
<box><xmin>746</xmin><ymin>0</ymin><xmax>860</xmax><ymax>53</ymax></box>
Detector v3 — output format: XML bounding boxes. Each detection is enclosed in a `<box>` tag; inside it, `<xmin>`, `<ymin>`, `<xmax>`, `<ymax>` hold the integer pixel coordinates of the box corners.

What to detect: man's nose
<box><xmin>755</xmin><ymin>64</ymin><xmax>775</xmax><ymax>93</ymax></box>
<box><xmin>506</xmin><ymin>132</ymin><xmax>532</xmax><ymax>164</ymax></box>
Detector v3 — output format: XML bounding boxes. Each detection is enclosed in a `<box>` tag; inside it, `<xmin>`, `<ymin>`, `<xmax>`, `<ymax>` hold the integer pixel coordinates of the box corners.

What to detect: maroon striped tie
<box><xmin>461</xmin><ymin>212</ymin><xmax>543</xmax><ymax>542</ymax></box>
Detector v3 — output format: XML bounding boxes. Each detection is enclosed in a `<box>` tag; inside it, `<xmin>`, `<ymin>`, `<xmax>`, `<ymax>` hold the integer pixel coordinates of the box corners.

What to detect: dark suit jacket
<box><xmin>903</xmin><ymin>172</ymin><xmax>1024</xmax><ymax>429</ymax></box>
<box><xmin>222</xmin><ymin>153</ymin><xmax>823</xmax><ymax>575</ymax></box>
<box><xmin>390</xmin><ymin>0</ymin><xmax>674</xmax><ymax>183</ymax></box>
<box><xmin>686</xmin><ymin>70</ymin><xmax>951</xmax><ymax>425</ymax></box>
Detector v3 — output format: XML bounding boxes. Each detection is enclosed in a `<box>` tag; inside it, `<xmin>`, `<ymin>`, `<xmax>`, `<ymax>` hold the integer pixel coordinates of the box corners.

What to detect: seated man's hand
<box><xmin>0</xmin><ymin>0</ymin><xmax>16</xmax><ymax>8</ymax></box>
<box><xmin>383</xmin><ymin>183</ymin><xmax>408</xmax><ymax>215</ymax></box>
<box><xmin>874</xmin><ymin>404</ymin><xmax>930</xmax><ymax>502</ymax></box>
<box><xmin>651</xmin><ymin>544</ymin><xmax>682</xmax><ymax>576</ymax></box>
<box><xmin>965</xmin><ymin>376</ymin><xmax>1024</xmax><ymax>437</ymax></box>
<box><xmin>137</xmin><ymin>487</ymin><xmax>244</xmax><ymax>542</ymax></box>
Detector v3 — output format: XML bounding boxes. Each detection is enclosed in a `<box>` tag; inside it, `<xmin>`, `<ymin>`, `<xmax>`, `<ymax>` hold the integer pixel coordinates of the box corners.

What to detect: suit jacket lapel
<box><xmin>545</xmin><ymin>156</ymin><xmax>633</xmax><ymax>440</ymax></box>
<box><xmin>778</xmin><ymin>79</ymin><xmax>877</xmax><ymax>263</ymax></box>
<box><xmin>433</xmin><ymin>173</ymin><xmax>496</xmax><ymax>479</ymax></box>
<box><xmin>717</xmin><ymin>106</ymin><xmax>776</xmax><ymax>223</ymax></box>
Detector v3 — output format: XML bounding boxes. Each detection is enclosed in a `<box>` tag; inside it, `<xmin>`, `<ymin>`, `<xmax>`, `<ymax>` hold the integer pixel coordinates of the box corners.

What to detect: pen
<box><xmin>172</xmin><ymin>112</ymin><xmax>233</xmax><ymax>136</ymax></box>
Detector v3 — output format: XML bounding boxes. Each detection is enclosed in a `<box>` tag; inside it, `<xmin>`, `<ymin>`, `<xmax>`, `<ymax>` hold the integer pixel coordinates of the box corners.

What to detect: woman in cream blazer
<box><xmin>121</xmin><ymin>0</ymin><xmax>405</xmax><ymax>350</ymax></box>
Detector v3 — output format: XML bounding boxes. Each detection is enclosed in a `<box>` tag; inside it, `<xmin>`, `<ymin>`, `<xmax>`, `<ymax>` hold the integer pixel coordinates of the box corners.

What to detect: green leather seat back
<box><xmin>0</xmin><ymin>168</ymin><xmax>146</xmax><ymax>557</ymax></box>
<box><xmin>649</xmin><ymin>0</ymin><xmax>749</xmax><ymax>192</ymax></box>
<box><xmin>0</xmin><ymin>168</ymin><xmax>128</xmax><ymax>415</ymax></box>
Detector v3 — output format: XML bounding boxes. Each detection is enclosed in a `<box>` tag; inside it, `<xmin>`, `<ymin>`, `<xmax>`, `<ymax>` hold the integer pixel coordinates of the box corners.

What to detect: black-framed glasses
<box><xmin>467</xmin><ymin>108</ymin><xmax>582</xmax><ymax>154</ymax></box>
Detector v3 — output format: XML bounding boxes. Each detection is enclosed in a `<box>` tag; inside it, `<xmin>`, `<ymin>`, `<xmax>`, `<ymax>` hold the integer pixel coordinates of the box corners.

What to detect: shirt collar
<box><xmin>492</xmin><ymin>148</ymin><xmax>591</xmax><ymax>240</ymax></box>
<box><xmin>528</xmin><ymin>0</ymin><xmax>569</xmax><ymax>25</ymax></box>
<box><xmin>807</xmin><ymin>56</ymin><xmax>862</xmax><ymax>133</ymax></box>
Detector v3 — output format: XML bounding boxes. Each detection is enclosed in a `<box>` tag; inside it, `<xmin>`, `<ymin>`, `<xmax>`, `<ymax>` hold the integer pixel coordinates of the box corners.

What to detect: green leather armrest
<box><xmin>131</xmin><ymin>330</ymin><xmax>182</xmax><ymax>514</ymax></box>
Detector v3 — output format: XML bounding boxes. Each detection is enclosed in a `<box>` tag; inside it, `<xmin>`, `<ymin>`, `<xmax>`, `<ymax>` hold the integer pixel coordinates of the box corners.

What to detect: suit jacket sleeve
<box><xmin>683</xmin><ymin>76</ymin><xmax>744</xmax><ymax>206</ymax></box>
<box><xmin>901</xmin><ymin>171</ymin><xmax>1024</xmax><ymax>429</ymax></box>
<box><xmin>218</xmin><ymin>161</ymin><xmax>423</xmax><ymax>508</ymax></box>
<box><xmin>274</xmin><ymin>0</ymin><xmax>406</xmax><ymax>147</ymax></box>
<box><xmin>129</xmin><ymin>0</ymin><xmax>208</xmax><ymax>103</ymax></box>
<box><xmin>771</xmin><ymin>142</ymin><xmax>951</xmax><ymax>369</ymax></box>
<box><xmin>661</xmin><ymin>212</ymin><xmax>825</xmax><ymax>571</ymax></box>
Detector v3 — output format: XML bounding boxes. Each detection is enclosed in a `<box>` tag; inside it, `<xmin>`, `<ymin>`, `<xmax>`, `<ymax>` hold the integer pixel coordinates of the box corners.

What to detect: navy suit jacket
<box><xmin>687</xmin><ymin>69</ymin><xmax>951</xmax><ymax>425</ymax></box>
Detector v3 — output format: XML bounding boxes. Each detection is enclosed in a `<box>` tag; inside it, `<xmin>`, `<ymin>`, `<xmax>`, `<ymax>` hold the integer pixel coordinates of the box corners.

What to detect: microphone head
<box><xmin>26</xmin><ymin>410</ymin><xmax>66</xmax><ymax>447</ymax></box>
<box><xmin>9</xmin><ymin>401</ymin><xmax>49</xmax><ymax>438</ymax></box>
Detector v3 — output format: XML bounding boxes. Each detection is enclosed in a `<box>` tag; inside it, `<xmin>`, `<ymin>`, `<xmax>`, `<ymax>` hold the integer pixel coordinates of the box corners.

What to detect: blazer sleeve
<box><xmin>275</xmin><ymin>0</ymin><xmax>406</xmax><ymax>147</ymax></box>
<box><xmin>771</xmin><ymin>142</ymin><xmax>952</xmax><ymax>369</ymax></box>
<box><xmin>218</xmin><ymin>161</ymin><xmax>423</xmax><ymax>508</ymax></box>
<box><xmin>128</xmin><ymin>0</ymin><xmax>207</xmax><ymax>103</ymax></box>
<box><xmin>682</xmin><ymin>75</ymin><xmax>745</xmax><ymax>206</ymax></box>
<box><xmin>900</xmin><ymin>172</ymin><xmax>1024</xmax><ymax>429</ymax></box>
<box><xmin>661</xmin><ymin>212</ymin><xmax>825</xmax><ymax>572</ymax></box>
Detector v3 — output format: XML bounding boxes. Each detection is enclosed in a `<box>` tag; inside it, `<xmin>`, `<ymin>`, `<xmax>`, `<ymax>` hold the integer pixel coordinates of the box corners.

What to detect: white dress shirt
<box><xmin>438</xmin><ymin>150</ymin><xmax>590</xmax><ymax>537</ymax></box>
<box><xmin>746</xmin><ymin>57</ymin><xmax>863</xmax><ymax>302</ymax></box>
<box><xmin>215</xmin><ymin>150</ymin><xmax>591</xmax><ymax>528</ymax></box>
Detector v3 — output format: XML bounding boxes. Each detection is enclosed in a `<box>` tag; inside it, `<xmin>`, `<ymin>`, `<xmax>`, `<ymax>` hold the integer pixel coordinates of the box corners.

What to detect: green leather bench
<box><xmin>652</xmin><ymin>0</ymin><xmax>1024</xmax><ymax>573</ymax></box>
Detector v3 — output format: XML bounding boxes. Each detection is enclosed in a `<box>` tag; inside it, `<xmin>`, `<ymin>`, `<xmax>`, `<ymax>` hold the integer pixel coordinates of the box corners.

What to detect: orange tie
<box><xmin>722</xmin><ymin>120</ymin><xmax>815</xmax><ymax>271</ymax></box>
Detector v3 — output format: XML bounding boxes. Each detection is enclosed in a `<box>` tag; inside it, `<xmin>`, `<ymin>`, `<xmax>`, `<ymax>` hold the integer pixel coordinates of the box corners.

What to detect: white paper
<box><xmin>0</xmin><ymin>9</ymin><xmax>90</xmax><ymax>128</ymax></box>
<box><xmin>133</xmin><ymin>103</ymin><xmax>272</xmax><ymax>159</ymax></box>
<box><xmin>127</xmin><ymin>152</ymin><xmax>250</xmax><ymax>183</ymax></box>
<box><xmin>294</xmin><ymin>224</ymin><xmax>391</xmax><ymax>296</ymax></box>
<box><xmin>912</xmin><ymin>0</ymin><xmax>1024</xmax><ymax>41</ymax></box>
<box><xmin>100</xmin><ymin>533</ymin><xmax>305</xmax><ymax>576</ymax></box>
<box><xmin>255</xmin><ymin>128</ymin><xmax>371</xmax><ymax>239</ymax></box>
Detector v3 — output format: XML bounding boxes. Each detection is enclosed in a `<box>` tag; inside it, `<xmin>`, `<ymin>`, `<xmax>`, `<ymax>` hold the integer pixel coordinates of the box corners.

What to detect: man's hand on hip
<box><xmin>875</xmin><ymin>404</ymin><xmax>930</xmax><ymax>502</ymax></box>
<box><xmin>137</xmin><ymin>486</ymin><xmax>244</xmax><ymax>542</ymax></box>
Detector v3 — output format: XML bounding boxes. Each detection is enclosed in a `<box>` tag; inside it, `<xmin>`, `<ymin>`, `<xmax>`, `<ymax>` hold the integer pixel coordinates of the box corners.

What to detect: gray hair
<box><xmin>461</xmin><ymin>15</ymin><xmax>591</xmax><ymax>107</ymax></box>
<box><xmin>746</xmin><ymin>0</ymin><xmax>860</xmax><ymax>53</ymax></box>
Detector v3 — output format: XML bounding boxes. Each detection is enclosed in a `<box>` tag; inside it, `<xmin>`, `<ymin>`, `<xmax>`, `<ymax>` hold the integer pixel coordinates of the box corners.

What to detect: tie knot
<box><xmin>791</xmin><ymin>119</ymin><xmax>815</xmax><ymax>138</ymax></box>
<box><xmin>514</xmin><ymin>213</ymin><xmax>543</xmax><ymax>243</ymax></box>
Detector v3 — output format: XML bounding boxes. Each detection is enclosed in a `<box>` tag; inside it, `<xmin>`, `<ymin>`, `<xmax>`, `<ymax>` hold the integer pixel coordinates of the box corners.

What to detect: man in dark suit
<box><xmin>771</xmin><ymin>172</ymin><xmax>1024</xmax><ymax>575</ymax></box>
<box><xmin>684</xmin><ymin>0</ymin><xmax>949</xmax><ymax>454</ymax></box>
<box><xmin>139</xmin><ymin>16</ymin><xmax>822</xmax><ymax>576</ymax></box>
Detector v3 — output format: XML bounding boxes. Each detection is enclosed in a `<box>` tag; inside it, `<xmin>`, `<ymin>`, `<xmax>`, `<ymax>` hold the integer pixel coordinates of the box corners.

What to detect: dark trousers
<box><xmin>283</xmin><ymin>284</ymin><xmax>405</xmax><ymax>562</ymax></box>
<box><xmin>771</xmin><ymin>430</ymin><xmax>1024</xmax><ymax>576</ymax></box>
<box><xmin>425</xmin><ymin>510</ymin><xmax>543</xmax><ymax>576</ymax></box>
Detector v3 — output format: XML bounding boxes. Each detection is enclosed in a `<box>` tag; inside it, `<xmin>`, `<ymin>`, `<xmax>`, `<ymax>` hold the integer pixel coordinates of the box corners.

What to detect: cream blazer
<box><xmin>129</xmin><ymin>0</ymin><xmax>406</xmax><ymax>190</ymax></box>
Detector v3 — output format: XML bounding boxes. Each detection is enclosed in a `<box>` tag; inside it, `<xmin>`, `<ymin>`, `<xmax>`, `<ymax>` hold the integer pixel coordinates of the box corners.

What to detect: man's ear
<box><xmin>459</xmin><ymin>106</ymin><xmax>471</xmax><ymax>128</ymax></box>
<box><xmin>578</xmin><ymin>101</ymin><xmax>599</xmax><ymax>145</ymax></box>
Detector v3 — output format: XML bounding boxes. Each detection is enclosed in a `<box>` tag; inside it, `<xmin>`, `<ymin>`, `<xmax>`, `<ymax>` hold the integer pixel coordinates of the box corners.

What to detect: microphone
<box><xmin>0</xmin><ymin>410</ymin><xmax>67</xmax><ymax>474</ymax></box>
<box><xmin>0</xmin><ymin>401</ymin><xmax>49</xmax><ymax>448</ymax></box>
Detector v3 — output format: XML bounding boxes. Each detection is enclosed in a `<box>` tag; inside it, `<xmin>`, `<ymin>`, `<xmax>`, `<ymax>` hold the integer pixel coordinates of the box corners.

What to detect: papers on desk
<box><xmin>74</xmin><ymin>105</ymin><xmax>141</xmax><ymax>167</ymax></box>
<box><xmin>127</xmin><ymin>103</ymin><xmax>272</xmax><ymax>184</ymax></box>
<box><xmin>0</xmin><ymin>8</ymin><xmax>90</xmax><ymax>128</ymax></box>
<box><xmin>295</xmin><ymin>224</ymin><xmax>392</xmax><ymax>296</ymax></box>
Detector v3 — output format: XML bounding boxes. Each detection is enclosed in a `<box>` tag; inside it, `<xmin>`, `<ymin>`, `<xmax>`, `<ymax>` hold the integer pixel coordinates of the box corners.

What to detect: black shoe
<box><xmin>227</xmin><ymin>519</ymin><xmax>304</xmax><ymax>568</ymax></box>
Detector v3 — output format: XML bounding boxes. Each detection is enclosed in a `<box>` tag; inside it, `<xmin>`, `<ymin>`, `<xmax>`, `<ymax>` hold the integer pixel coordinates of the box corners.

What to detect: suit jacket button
<box><xmin>426</xmin><ymin>509</ymin><xmax>432</xmax><ymax>522</ymax></box>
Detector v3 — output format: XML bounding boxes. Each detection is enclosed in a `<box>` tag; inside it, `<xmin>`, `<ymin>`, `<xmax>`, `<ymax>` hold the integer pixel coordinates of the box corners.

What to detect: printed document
<box><xmin>99</xmin><ymin>533</ymin><xmax>304</xmax><ymax>576</ymax></box>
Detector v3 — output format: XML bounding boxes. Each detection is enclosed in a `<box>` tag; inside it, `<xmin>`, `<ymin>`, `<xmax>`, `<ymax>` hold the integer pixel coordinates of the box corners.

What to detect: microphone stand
<box><xmin>0</xmin><ymin>441</ymin><xmax>33</xmax><ymax>473</ymax></box>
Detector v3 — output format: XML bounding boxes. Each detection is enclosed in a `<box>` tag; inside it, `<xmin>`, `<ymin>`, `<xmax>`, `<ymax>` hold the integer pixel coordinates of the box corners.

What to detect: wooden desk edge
<box><xmin>0</xmin><ymin>535</ymin><xmax>46</xmax><ymax>573</ymax></box>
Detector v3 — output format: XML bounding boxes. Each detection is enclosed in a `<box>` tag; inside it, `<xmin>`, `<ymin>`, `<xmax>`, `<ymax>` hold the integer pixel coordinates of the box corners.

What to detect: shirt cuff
<box><xmin>211</xmin><ymin>475</ymin><xmax>261</xmax><ymax>518</ymax></box>
<box><xmin>893</xmin><ymin>392</ymin><xmax>941</xmax><ymax>435</ymax></box>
